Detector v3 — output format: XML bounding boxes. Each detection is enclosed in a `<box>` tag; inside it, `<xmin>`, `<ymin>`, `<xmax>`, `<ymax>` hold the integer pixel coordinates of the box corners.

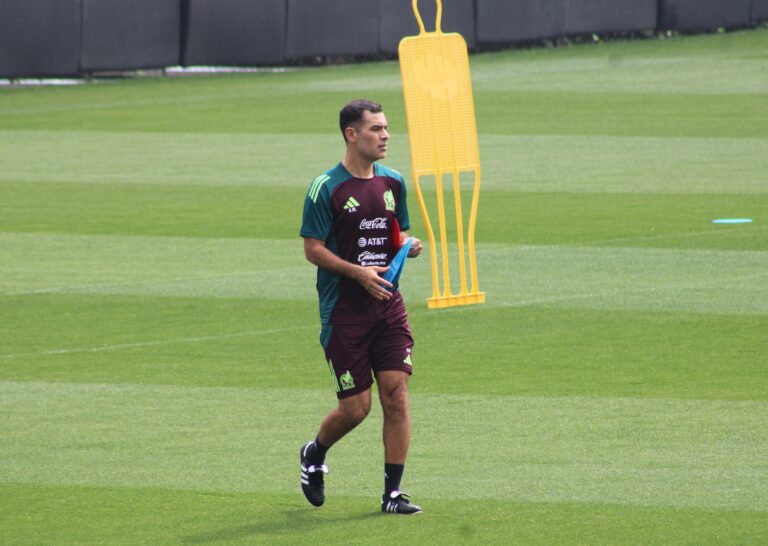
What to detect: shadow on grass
<box><xmin>181</xmin><ymin>504</ymin><xmax>383</xmax><ymax>543</ymax></box>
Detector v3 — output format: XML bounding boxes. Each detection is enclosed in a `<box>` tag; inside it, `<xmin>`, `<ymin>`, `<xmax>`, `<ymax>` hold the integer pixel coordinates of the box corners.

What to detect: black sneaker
<box><xmin>300</xmin><ymin>441</ymin><xmax>328</xmax><ymax>507</ymax></box>
<box><xmin>381</xmin><ymin>491</ymin><xmax>422</xmax><ymax>514</ymax></box>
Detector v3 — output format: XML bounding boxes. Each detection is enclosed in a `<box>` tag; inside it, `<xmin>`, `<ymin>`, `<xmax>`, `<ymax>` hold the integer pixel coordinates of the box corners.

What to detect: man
<box><xmin>299</xmin><ymin>99</ymin><xmax>423</xmax><ymax>514</ymax></box>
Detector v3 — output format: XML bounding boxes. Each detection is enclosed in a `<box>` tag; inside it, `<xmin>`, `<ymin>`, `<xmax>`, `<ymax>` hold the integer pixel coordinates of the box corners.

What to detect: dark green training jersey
<box><xmin>300</xmin><ymin>162</ymin><xmax>411</xmax><ymax>325</ymax></box>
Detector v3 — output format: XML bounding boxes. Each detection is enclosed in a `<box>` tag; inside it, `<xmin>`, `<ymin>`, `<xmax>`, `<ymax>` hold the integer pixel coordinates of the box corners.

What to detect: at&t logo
<box><xmin>358</xmin><ymin>237</ymin><xmax>386</xmax><ymax>248</ymax></box>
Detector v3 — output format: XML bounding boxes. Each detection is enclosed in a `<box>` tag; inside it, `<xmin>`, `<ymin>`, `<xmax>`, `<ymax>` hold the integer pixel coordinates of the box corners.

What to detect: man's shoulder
<box><xmin>307</xmin><ymin>163</ymin><xmax>352</xmax><ymax>203</ymax></box>
<box><xmin>374</xmin><ymin>163</ymin><xmax>405</xmax><ymax>183</ymax></box>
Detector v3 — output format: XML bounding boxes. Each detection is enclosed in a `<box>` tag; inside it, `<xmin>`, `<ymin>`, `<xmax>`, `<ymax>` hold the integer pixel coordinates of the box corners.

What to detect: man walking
<box><xmin>299</xmin><ymin>99</ymin><xmax>423</xmax><ymax>514</ymax></box>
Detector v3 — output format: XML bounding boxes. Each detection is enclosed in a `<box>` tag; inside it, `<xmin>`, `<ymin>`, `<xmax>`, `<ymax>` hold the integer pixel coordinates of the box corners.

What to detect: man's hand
<box><xmin>354</xmin><ymin>265</ymin><xmax>393</xmax><ymax>301</ymax></box>
<box><xmin>401</xmin><ymin>233</ymin><xmax>422</xmax><ymax>258</ymax></box>
<box><xmin>407</xmin><ymin>237</ymin><xmax>422</xmax><ymax>258</ymax></box>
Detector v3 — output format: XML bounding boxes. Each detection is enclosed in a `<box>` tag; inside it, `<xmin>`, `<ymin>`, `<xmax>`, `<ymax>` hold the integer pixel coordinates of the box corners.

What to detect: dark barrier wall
<box><xmin>565</xmin><ymin>0</ymin><xmax>656</xmax><ymax>34</ymax></box>
<box><xmin>285</xmin><ymin>0</ymin><xmax>379</xmax><ymax>59</ymax></box>
<box><xmin>476</xmin><ymin>0</ymin><xmax>566</xmax><ymax>43</ymax></box>
<box><xmin>4</xmin><ymin>0</ymin><xmax>766</xmax><ymax>77</ymax></box>
<box><xmin>380</xmin><ymin>0</ymin><xmax>475</xmax><ymax>54</ymax></box>
<box><xmin>183</xmin><ymin>0</ymin><xmax>285</xmax><ymax>66</ymax></box>
<box><xmin>477</xmin><ymin>0</ymin><xmax>656</xmax><ymax>43</ymax></box>
<box><xmin>80</xmin><ymin>0</ymin><xmax>181</xmax><ymax>71</ymax></box>
<box><xmin>752</xmin><ymin>0</ymin><xmax>768</xmax><ymax>20</ymax></box>
<box><xmin>659</xmin><ymin>0</ymin><xmax>752</xmax><ymax>31</ymax></box>
<box><xmin>0</xmin><ymin>0</ymin><xmax>81</xmax><ymax>78</ymax></box>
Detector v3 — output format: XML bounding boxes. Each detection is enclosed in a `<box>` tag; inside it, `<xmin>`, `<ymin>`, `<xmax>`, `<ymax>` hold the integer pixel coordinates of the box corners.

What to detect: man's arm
<box><xmin>303</xmin><ymin>237</ymin><xmax>393</xmax><ymax>301</ymax></box>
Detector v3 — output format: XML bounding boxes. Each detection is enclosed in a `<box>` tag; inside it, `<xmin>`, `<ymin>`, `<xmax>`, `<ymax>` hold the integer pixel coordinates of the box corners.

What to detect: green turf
<box><xmin>1</xmin><ymin>294</ymin><xmax>767</xmax><ymax>400</ymax></box>
<box><xmin>6</xmin><ymin>486</ymin><xmax>766</xmax><ymax>545</ymax></box>
<box><xmin>2</xmin><ymin>381</ymin><xmax>765</xmax><ymax>509</ymax></box>
<box><xmin>2</xmin><ymin>183</ymin><xmax>766</xmax><ymax>250</ymax></box>
<box><xmin>2</xmin><ymin>28</ymin><xmax>767</xmax><ymax>544</ymax></box>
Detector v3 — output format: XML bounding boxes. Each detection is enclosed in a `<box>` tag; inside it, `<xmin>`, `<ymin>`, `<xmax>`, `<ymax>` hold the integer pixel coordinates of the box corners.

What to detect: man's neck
<box><xmin>342</xmin><ymin>155</ymin><xmax>375</xmax><ymax>180</ymax></box>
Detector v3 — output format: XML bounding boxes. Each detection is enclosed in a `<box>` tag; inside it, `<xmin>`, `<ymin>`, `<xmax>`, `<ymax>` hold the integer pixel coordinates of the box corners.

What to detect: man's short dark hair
<box><xmin>340</xmin><ymin>99</ymin><xmax>383</xmax><ymax>141</ymax></box>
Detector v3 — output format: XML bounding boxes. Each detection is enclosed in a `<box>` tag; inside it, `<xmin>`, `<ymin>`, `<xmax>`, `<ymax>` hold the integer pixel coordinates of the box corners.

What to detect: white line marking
<box><xmin>0</xmin><ymin>325</ymin><xmax>314</xmax><ymax>360</ymax></box>
<box><xmin>2</xmin><ymin>271</ymin><xmax>268</xmax><ymax>297</ymax></box>
<box><xmin>4</xmin><ymin>259</ymin><xmax>767</xmax><ymax>358</ymax></box>
<box><xmin>496</xmin><ymin>270</ymin><xmax>768</xmax><ymax>309</ymax></box>
<box><xmin>580</xmin><ymin>224</ymin><xmax>767</xmax><ymax>247</ymax></box>
<box><xmin>407</xmin><ymin>269</ymin><xmax>768</xmax><ymax>316</ymax></box>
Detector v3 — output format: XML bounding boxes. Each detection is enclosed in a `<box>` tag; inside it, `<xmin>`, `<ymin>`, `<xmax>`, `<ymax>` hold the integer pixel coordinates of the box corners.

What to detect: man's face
<box><xmin>348</xmin><ymin>111</ymin><xmax>389</xmax><ymax>161</ymax></box>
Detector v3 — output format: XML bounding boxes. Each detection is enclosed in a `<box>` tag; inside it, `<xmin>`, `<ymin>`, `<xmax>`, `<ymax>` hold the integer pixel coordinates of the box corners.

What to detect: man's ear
<box><xmin>344</xmin><ymin>125</ymin><xmax>357</xmax><ymax>142</ymax></box>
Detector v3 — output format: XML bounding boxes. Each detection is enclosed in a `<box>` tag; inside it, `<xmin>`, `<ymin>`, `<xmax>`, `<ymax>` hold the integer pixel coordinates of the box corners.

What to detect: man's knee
<box><xmin>338</xmin><ymin>394</ymin><xmax>371</xmax><ymax>425</ymax></box>
<box><xmin>378</xmin><ymin>375</ymin><xmax>409</xmax><ymax>416</ymax></box>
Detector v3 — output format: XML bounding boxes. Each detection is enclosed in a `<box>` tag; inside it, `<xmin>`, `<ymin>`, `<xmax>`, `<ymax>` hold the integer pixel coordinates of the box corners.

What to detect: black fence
<box><xmin>1</xmin><ymin>0</ymin><xmax>766</xmax><ymax>78</ymax></box>
<box><xmin>80</xmin><ymin>0</ymin><xmax>180</xmax><ymax>71</ymax></box>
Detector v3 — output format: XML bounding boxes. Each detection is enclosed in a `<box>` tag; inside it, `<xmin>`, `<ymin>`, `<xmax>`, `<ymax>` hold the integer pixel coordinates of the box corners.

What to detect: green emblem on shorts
<box><xmin>383</xmin><ymin>189</ymin><xmax>395</xmax><ymax>212</ymax></box>
<box><xmin>340</xmin><ymin>371</ymin><xmax>355</xmax><ymax>391</ymax></box>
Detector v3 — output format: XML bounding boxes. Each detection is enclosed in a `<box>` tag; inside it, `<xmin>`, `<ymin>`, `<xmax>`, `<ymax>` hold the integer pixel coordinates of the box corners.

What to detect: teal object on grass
<box><xmin>384</xmin><ymin>237</ymin><xmax>413</xmax><ymax>291</ymax></box>
<box><xmin>712</xmin><ymin>218</ymin><xmax>753</xmax><ymax>224</ymax></box>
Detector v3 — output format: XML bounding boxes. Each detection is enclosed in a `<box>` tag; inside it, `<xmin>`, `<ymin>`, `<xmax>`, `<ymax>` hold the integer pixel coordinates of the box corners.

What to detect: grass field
<box><xmin>2</xmin><ymin>29</ymin><xmax>768</xmax><ymax>544</ymax></box>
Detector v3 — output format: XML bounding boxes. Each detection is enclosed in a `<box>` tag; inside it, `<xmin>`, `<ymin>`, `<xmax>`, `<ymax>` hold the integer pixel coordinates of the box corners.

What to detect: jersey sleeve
<box><xmin>300</xmin><ymin>181</ymin><xmax>333</xmax><ymax>240</ymax></box>
<box><xmin>395</xmin><ymin>174</ymin><xmax>411</xmax><ymax>232</ymax></box>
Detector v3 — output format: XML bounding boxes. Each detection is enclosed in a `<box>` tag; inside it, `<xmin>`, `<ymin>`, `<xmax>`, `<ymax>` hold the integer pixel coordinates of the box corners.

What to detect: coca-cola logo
<box><xmin>359</xmin><ymin>217</ymin><xmax>387</xmax><ymax>230</ymax></box>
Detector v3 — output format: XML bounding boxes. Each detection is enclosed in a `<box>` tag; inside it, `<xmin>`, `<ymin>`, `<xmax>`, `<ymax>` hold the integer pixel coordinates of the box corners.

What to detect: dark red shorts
<box><xmin>320</xmin><ymin>312</ymin><xmax>414</xmax><ymax>399</ymax></box>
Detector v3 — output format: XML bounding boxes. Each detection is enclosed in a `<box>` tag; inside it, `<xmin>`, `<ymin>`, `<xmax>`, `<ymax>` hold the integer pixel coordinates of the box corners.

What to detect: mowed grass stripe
<box><xmin>485</xmin><ymin>135</ymin><xmax>768</xmax><ymax>194</ymax></box>
<box><xmin>0</xmin><ymin>234</ymin><xmax>317</xmax><ymax>301</ymax></box>
<box><xmin>0</xmin><ymin>325</ymin><xmax>313</xmax><ymax>360</ymax></box>
<box><xmin>0</xmin><ymin>294</ymin><xmax>322</xmax><ymax>389</ymax></box>
<box><xmin>480</xmin><ymin>244</ymin><xmax>768</xmax><ymax>315</ymax></box>
<box><xmin>2</xmin><ymin>183</ymin><xmax>766</xmax><ymax>250</ymax></box>
<box><xmin>3</xmin><ymin>131</ymin><xmax>768</xmax><ymax>194</ymax></box>
<box><xmin>1</xmin><ymin>381</ymin><xmax>766</xmax><ymax>511</ymax></box>
<box><xmin>2</xmin><ymin>87</ymin><xmax>764</xmax><ymax>138</ymax></box>
<box><xmin>0</xmin><ymin>182</ymin><xmax>303</xmax><ymax>240</ymax></box>
<box><xmin>1</xmin><ymin>294</ymin><xmax>766</xmax><ymax>400</ymax></box>
<box><xmin>472</xmin><ymin>55</ymin><xmax>768</xmax><ymax>95</ymax></box>
<box><xmin>6</xmin><ymin>486</ymin><xmax>767</xmax><ymax>546</ymax></box>
<box><xmin>0</xmin><ymin>130</ymin><xmax>342</xmax><ymax>188</ymax></box>
<box><xmin>2</xmin><ymin>233</ymin><xmax>767</xmax><ymax>315</ymax></box>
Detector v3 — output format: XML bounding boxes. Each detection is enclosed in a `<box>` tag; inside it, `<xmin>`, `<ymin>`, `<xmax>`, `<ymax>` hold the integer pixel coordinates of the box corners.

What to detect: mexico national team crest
<box><xmin>340</xmin><ymin>370</ymin><xmax>355</xmax><ymax>391</ymax></box>
<box><xmin>383</xmin><ymin>189</ymin><xmax>396</xmax><ymax>212</ymax></box>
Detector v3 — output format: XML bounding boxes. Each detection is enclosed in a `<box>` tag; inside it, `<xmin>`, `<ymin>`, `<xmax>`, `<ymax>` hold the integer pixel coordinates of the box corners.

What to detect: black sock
<box><xmin>307</xmin><ymin>437</ymin><xmax>329</xmax><ymax>465</ymax></box>
<box><xmin>384</xmin><ymin>463</ymin><xmax>404</xmax><ymax>496</ymax></box>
